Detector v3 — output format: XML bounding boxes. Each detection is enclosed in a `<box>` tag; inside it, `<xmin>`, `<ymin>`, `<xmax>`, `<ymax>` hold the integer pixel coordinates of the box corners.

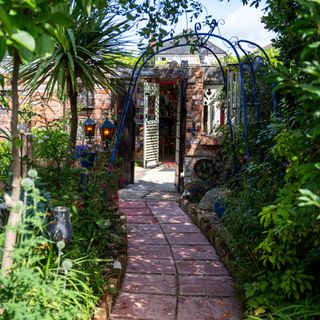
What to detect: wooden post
<box><xmin>21</xmin><ymin>134</ymin><xmax>27</xmax><ymax>178</ymax></box>
<box><xmin>20</xmin><ymin>133</ymin><xmax>33</xmax><ymax>178</ymax></box>
<box><xmin>27</xmin><ymin>134</ymin><xmax>33</xmax><ymax>162</ymax></box>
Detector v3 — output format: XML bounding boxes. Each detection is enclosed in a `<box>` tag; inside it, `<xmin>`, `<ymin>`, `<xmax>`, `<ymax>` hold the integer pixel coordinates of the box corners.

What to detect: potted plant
<box><xmin>75</xmin><ymin>145</ymin><xmax>96</xmax><ymax>169</ymax></box>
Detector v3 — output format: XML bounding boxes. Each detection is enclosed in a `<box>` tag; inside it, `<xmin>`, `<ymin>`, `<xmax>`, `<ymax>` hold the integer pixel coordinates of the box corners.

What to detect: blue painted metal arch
<box><xmin>109</xmin><ymin>22</ymin><xmax>275</xmax><ymax>179</ymax></box>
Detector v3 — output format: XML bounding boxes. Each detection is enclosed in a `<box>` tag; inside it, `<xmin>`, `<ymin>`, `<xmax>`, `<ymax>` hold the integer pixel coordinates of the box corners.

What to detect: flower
<box><xmin>101</xmin><ymin>182</ymin><xmax>107</xmax><ymax>190</ymax></box>
<box><xmin>62</xmin><ymin>259</ymin><xmax>73</xmax><ymax>273</ymax></box>
<box><xmin>21</xmin><ymin>177</ymin><xmax>34</xmax><ymax>190</ymax></box>
<box><xmin>76</xmin><ymin>201</ymin><xmax>84</xmax><ymax>210</ymax></box>
<box><xmin>28</xmin><ymin>168</ymin><xmax>38</xmax><ymax>179</ymax></box>
<box><xmin>57</xmin><ymin>240</ymin><xmax>66</xmax><ymax>251</ymax></box>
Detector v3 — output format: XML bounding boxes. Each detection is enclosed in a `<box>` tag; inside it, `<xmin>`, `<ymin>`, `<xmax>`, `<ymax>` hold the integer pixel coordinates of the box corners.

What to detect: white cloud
<box><xmin>220</xmin><ymin>5</ymin><xmax>276</xmax><ymax>47</ymax></box>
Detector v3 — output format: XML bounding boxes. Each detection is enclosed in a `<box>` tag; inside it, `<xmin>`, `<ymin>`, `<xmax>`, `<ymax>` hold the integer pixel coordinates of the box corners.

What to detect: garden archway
<box><xmin>111</xmin><ymin>19</ymin><xmax>275</xmax><ymax>190</ymax></box>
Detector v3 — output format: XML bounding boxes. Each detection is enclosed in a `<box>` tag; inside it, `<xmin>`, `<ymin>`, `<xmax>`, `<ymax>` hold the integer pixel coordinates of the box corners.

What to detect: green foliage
<box><xmin>32</xmin><ymin>124</ymin><xmax>69</xmax><ymax>168</ymax></box>
<box><xmin>0</xmin><ymin>140</ymin><xmax>11</xmax><ymax>184</ymax></box>
<box><xmin>35</xmin><ymin>150</ymin><xmax>125</xmax><ymax>296</ymax></box>
<box><xmin>20</xmin><ymin>4</ymin><xmax>132</xmax><ymax>148</ymax></box>
<box><xmin>219</xmin><ymin>1</ymin><xmax>320</xmax><ymax>318</ymax></box>
<box><xmin>1</xmin><ymin>97</ymin><xmax>123</xmax><ymax>318</ymax></box>
<box><xmin>21</xmin><ymin>5</ymin><xmax>131</xmax><ymax>99</ymax></box>
<box><xmin>1</xmin><ymin>150</ymin><xmax>125</xmax><ymax>319</ymax></box>
<box><xmin>112</xmin><ymin>0</ymin><xmax>205</xmax><ymax>48</ymax></box>
<box><xmin>0</xmin><ymin>0</ymin><xmax>69</xmax><ymax>63</ymax></box>
<box><xmin>0</xmin><ymin>170</ymin><xmax>98</xmax><ymax>319</ymax></box>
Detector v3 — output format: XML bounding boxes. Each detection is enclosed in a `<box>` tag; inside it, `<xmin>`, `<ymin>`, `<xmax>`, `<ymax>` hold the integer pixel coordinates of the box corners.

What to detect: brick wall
<box><xmin>0</xmin><ymin>85</ymin><xmax>115</xmax><ymax>143</ymax></box>
<box><xmin>0</xmin><ymin>66</ymin><xmax>223</xmax><ymax>187</ymax></box>
<box><xmin>183</xmin><ymin>66</ymin><xmax>222</xmax><ymax>184</ymax></box>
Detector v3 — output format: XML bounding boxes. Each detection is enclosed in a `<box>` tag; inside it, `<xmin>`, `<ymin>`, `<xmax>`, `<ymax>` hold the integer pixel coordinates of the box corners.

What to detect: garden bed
<box><xmin>93</xmin><ymin>212</ymin><xmax>127</xmax><ymax>320</ymax></box>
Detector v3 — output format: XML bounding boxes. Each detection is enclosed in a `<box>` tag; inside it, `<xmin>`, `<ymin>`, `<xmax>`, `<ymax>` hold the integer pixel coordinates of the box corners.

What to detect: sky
<box><xmin>127</xmin><ymin>0</ymin><xmax>276</xmax><ymax>53</ymax></box>
<box><xmin>174</xmin><ymin>0</ymin><xmax>275</xmax><ymax>47</ymax></box>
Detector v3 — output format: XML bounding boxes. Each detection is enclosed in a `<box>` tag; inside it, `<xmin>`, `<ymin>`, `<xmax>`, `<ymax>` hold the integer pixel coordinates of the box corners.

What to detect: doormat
<box><xmin>161</xmin><ymin>161</ymin><xmax>176</xmax><ymax>167</ymax></box>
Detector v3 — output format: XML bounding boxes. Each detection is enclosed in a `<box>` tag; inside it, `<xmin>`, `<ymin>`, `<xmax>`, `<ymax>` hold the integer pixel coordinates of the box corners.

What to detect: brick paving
<box><xmin>110</xmin><ymin>166</ymin><xmax>241</xmax><ymax>320</ymax></box>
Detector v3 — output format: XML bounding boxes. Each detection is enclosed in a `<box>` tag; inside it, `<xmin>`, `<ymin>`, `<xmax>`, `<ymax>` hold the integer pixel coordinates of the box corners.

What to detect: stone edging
<box><xmin>92</xmin><ymin>210</ymin><xmax>127</xmax><ymax>320</ymax></box>
<box><xmin>179</xmin><ymin>199</ymin><xmax>237</xmax><ymax>278</ymax></box>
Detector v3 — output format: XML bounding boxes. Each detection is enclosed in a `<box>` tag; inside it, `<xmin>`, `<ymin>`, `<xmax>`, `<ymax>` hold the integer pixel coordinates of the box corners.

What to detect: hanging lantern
<box><xmin>83</xmin><ymin>117</ymin><xmax>96</xmax><ymax>138</ymax></box>
<box><xmin>99</xmin><ymin>118</ymin><xmax>115</xmax><ymax>142</ymax></box>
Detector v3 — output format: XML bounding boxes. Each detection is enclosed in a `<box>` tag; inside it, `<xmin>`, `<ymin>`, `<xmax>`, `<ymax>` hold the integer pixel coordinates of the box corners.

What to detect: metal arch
<box><xmin>113</xmin><ymin>19</ymin><xmax>229</xmax><ymax>150</ymax></box>
<box><xmin>111</xmin><ymin>41</ymin><xmax>228</xmax><ymax>167</ymax></box>
<box><xmin>111</xmin><ymin>41</ymin><xmax>228</xmax><ymax>166</ymax></box>
<box><xmin>237</xmin><ymin>42</ymin><xmax>261</xmax><ymax>130</ymax></box>
<box><xmin>194</xmin><ymin>19</ymin><xmax>219</xmax><ymax>46</ymax></box>
<box><xmin>110</xmin><ymin>24</ymin><xmax>252</xmax><ymax>168</ymax></box>
<box><xmin>237</xmin><ymin>40</ymin><xmax>278</xmax><ymax>115</ymax></box>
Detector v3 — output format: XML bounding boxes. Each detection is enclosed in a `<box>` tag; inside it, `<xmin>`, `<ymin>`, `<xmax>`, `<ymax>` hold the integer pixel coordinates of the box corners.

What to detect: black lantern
<box><xmin>83</xmin><ymin>117</ymin><xmax>96</xmax><ymax>142</ymax></box>
<box><xmin>99</xmin><ymin>118</ymin><xmax>115</xmax><ymax>147</ymax></box>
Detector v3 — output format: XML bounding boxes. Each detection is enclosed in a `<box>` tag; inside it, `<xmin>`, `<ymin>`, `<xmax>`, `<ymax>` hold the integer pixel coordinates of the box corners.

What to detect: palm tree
<box><xmin>21</xmin><ymin>4</ymin><xmax>131</xmax><ymax>151</ymax></box>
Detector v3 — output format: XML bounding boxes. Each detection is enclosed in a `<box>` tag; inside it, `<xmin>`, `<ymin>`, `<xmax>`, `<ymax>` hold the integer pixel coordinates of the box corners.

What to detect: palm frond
<box><xmin>21</xmin><ymin>6</ymin><xmax>133</xmax><ymax>100</ymax></box>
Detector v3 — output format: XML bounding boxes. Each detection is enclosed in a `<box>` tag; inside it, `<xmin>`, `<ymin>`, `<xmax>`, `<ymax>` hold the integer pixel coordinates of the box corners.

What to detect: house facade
<box><xmin>130</xmin><ymin>37</ymin><xmax>227</xmax><ymax>189</ymax></box>
<box><xmin>0</xmin><ymin>38</ymin><xmax>228</xmax><ymax>190</ymax></box>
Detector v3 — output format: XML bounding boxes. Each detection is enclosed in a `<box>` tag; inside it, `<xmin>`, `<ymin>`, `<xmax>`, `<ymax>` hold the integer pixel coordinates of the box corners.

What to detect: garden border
<box><xmin>92</xmin><ymin>210</ymin><xmax>127</xmax><ymax>320</ymax></box>
<box><xmin>179</xmin><ymin>199</ymin><xmax>237</xmax><ymax>278</ymax></box>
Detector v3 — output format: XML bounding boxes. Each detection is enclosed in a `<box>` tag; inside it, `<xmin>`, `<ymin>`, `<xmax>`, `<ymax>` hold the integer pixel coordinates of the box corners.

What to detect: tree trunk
<box><xmin>68</xmin><ymin>80</ymin><xmax>78</xmax><ymax>150</ymax></box>
<box><xmin>65</xmin><ymin>80</ymin><xmax>78</xmax><ymax>167</ymax></box>
<box><xmin>69</xmin><ymin>91</ymin><xmax>78</xmax><ymax>149</ymax></box>
<box><xmin>1</xmin><ymin>49</ymin><xmax>23</xmax><ymax>275</ymax></box>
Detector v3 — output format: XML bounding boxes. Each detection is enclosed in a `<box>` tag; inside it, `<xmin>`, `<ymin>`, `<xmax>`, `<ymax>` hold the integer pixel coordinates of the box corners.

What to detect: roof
<box><xmin>157</xmin><ymin>31</ymin><xmax>226</xmax><ymax>56</ymax></box>
<box><xmin>263</xmin><ymin>43</ymin><xmax>273</xmax><ymax>50</ymax></box>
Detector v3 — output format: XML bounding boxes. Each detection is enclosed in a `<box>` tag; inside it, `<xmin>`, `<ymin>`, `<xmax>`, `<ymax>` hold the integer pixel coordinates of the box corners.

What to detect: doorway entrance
<box><xmin>159</xmin><ymin>82</ymin><xmax>178</xmax><ymax>163</ymax></box>
<box><xmin>141</xmin><ymin>79</ymin><xmax>186</xmax><ymax>191</ymax></box>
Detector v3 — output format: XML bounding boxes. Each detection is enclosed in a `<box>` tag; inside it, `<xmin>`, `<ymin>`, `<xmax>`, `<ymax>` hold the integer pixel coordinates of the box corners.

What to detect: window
<box><xmin>78</xmin><ymin>86</ymin><xmax>95</xmax><ymax>109</ymax></box>
<box><xmin>202</xmin><ymin>85</ymin><xmax>224</xmax><ymax>134</ymax></box>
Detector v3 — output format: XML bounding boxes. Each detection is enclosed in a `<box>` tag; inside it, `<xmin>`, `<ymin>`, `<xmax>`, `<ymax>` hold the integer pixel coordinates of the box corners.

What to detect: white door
<box><xmin>143</xmin><ymin>82</ymin><xmax>160</xmax><ymax>168</ymax></box>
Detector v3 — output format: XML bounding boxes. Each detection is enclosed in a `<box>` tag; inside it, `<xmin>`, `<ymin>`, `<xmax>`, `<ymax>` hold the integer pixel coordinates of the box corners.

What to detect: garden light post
<box><xmin>99</xmin><ymin>118</ymin><xmax>115</xmax><ymax>149</ymax></box>
<box><xmin>83</xmin><ymin>117</ymin><xmax>96</xmax><ymax>144</ymax></box>
<box><xmin>17</xmin><ymin>124</ymin><xmax>32</xmax><ymax>178</ymax></box>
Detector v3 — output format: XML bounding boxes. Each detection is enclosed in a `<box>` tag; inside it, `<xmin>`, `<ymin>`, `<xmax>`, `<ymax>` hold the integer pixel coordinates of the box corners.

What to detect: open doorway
<box><xmin>133</xmin><ymin>78</ymin><xmax>186</xmax><ymax>190</ymax></box>
<box><xmin>159</xmin><ymin>82</ymin><xmax>178</xmax><ymax>163</ymax></box>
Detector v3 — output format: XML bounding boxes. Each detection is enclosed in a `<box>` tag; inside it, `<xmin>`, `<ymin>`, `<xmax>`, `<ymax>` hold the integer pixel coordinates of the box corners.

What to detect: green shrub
<box><xmin>220</xmin><ymin>0</ymin><xmax>320</xmax><ymax>316</ymax></box>
<box><xmin>0</xmin><ymin>140</ymin><xmax>11</xmax><ymax>184</ymax></box>
<box><xmin>0</xmin><ymin>148</ymin><xmax>125</xmax><ymax>319</ymax></box>
<box><xmin>32</xmin><ymin>124</ymin><xmax>69</xmax><ymax>168</ymax></box>
<box><xmin>0</xmin><ymin>170</ymin><xmax>98</xmax><ymax>319</ymax></box>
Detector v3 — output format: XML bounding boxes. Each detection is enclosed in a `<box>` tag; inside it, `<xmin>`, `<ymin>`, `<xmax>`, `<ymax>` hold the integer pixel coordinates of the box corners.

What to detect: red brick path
<box><xmin>111</xmin><ymin>200</ymin><xmax>242</xmax><ymax>320</ymax></box>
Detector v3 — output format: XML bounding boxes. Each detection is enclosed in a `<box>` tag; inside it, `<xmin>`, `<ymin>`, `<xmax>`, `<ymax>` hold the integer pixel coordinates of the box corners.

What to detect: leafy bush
<box><xmin>32</xmin><ymin>124</ymin><xmax>69</xmax><ymax>168</ymax></box>
<box><xmin>0</xmin><ymin>140</ymin><xmax>11</xmax><ymax>184</ymax></box>
<box><xmin>222</xmin><ymin>116</ymin><xmax>320</xmax><ymax>318</ymax></box>
<box><xmin>0</xmin><ymin>170</ymin><xmax>98</xmax><ymax>319</ymax></box>
<box><xmin>0</xmin><ymin>148</ymin><xmax>125</xmax><ymax>318</ymax></box>
<box><xmin>219</xmin><ymin>1</ymin><xmax>320</xmax><ymax>318</ymax></box>
<box><xmin>36</xmin><ymin>151</ymin><xmax>125</xmax><ymax>296</ymax></box>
